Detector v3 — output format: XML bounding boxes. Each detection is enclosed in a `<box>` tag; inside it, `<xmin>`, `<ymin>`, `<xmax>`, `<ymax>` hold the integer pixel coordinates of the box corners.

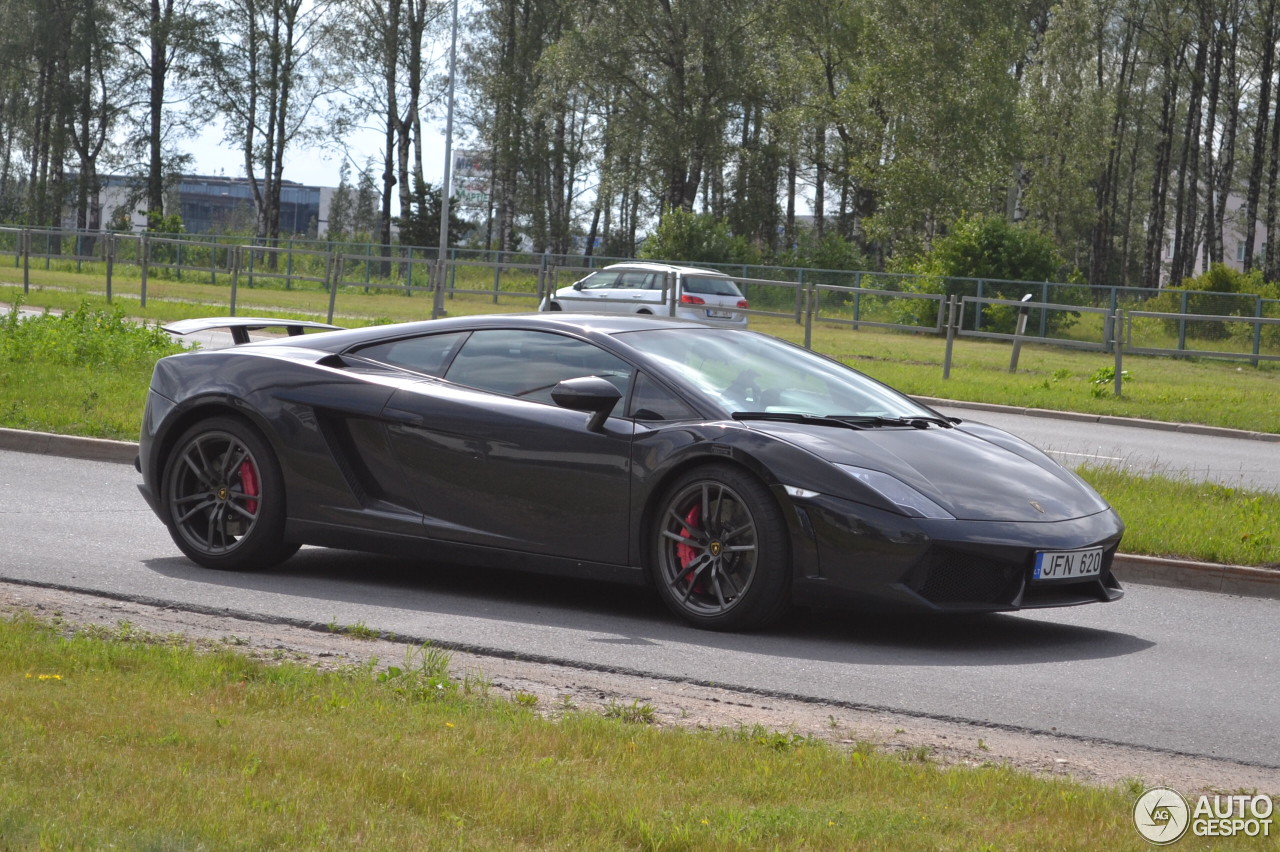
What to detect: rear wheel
<box><xmin>161</xmin><ymin>416</ymin><xmax>298</xmax><ymax>571</ymax></box>
<box><xmin>651</xmin><ymin>465</ymin><xmax>791</xmax><ymax>630</ymax></box>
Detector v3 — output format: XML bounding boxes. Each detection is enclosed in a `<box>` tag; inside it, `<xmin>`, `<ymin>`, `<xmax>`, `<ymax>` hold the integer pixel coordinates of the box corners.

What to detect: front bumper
<box><xmin>790</xmin><ymin>492</ymin><xmax>1124</xmax><ymax>613</ymax></box>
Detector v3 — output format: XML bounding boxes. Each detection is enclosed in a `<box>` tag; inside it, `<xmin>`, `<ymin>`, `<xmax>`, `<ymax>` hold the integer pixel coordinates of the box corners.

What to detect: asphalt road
<box><xmin>934</xmin><ymin>405</ymin><xmax>1280</xmax><ymax>493</ymax></box>
<box><xmin>2</xmin><ymin>449</ymin><xmax>1277</xmax><ymax>769</ymax></box>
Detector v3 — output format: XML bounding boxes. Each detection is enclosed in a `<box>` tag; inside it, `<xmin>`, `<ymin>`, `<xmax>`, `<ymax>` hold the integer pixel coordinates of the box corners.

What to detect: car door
<box><xmin>570</xmin><ymin>269</ymin><xmax>625</xmax><ymax>313</ymax></box>
<box><xmin>379</xmin><ymin>329</ymin><xmax>636</xmax><ymax>566</ymax></box>
<box><xmin>618</xmin><ymin>270</ymin><xmax>663</xmax><ymax>313</ymax></box>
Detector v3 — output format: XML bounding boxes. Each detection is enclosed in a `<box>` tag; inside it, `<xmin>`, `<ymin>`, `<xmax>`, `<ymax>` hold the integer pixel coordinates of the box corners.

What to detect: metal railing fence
<box><xmin>5</xmin><ymin>225</ymin><xmax>1280</xmax><ymax>395</ymax></box>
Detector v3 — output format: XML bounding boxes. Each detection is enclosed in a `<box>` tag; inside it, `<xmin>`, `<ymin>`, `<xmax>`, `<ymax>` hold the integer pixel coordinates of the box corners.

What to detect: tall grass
<box><xmin>0</xmin><ymin>302</ymin><xmax>185</xmax><ymax>439</ymax></box>
<box><xmin>1079</xmin><ymin>466</ymin><xmax>1280</xmax><ymax>566</ymax></box>
<box><xmin>0</xmin><ymin>613</ymin><xmax>1179</xmax><ymax>851</ymax></box>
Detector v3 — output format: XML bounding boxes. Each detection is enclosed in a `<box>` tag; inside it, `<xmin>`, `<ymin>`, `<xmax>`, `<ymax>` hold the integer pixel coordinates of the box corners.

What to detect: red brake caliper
<box><xmin>239</xmin><ymin>460</ymin><xmax>259</xmax><ymax>514</ymax></box>
<box><xmin>677</xmin><ymin>506</ymin><xmax>700</xmax><ymax>589</ymax></box>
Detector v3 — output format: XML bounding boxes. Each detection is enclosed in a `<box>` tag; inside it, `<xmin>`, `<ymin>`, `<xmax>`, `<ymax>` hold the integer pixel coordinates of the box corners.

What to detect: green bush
<box><xmin>0</xmin><ymin>301</ymin><xmax>185</xmax><ymax>368</ymax></box>
<box><xmin>1145</xmin><ymin>263</ymin><xmax>1280</xmax><ymax>343</ymax></box>
<box><xmin>639</xmin><ymin>208</ymin><xmax>760</xmax><ymax>266</ymax></box>
<box><xmin>899</xmin><ymin>214</ymin><xmax>1078</xmax><ymax>334</ymax></box>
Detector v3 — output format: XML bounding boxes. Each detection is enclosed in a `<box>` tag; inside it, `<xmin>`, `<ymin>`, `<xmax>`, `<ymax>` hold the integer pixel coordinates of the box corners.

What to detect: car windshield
<box><xmin>623</xmin><ymin>328</ymin><xmax>935</xmax><ymax>419</ymax></box>
<box><xmin>682</xmin><ymin>275</ymin><xmax>742</xmax><ymax>297</ymax></box>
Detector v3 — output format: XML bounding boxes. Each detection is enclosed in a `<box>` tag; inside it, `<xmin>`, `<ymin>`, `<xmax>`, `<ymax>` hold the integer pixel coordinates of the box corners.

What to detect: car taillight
<box><xmin>736</xmin><ymin>299</ymin><xmax>749</xmax><ymax>308</ymax></box>
<box><xmin>680</xmin><ymin>294</ymin><xmax>706</xmax><ymax>305</ymax></box>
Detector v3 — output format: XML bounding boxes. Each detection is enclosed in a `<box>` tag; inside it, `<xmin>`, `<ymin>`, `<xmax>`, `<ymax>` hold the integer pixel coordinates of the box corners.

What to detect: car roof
<box><xmin>598</xmin><ymin>261</ymin><xmax>731</xmax><ymax>277</ymax></box>
<box><xmin>248</xmin><ymin>312</ymin><xmax>716</xmax><ymax>354</ymax></box>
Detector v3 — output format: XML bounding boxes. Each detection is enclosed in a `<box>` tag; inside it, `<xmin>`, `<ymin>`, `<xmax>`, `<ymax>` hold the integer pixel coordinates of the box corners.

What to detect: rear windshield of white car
<box><xmin>682</xmin><ymin>276</ymin><xmax>743</xmax><ymax>297</ymax></box>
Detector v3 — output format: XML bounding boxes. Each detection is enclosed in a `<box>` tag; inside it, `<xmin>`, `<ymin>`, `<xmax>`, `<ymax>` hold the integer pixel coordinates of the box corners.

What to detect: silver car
<box><xmin>543</xmin><ymin>262</ymin><xmax>749</xmax><ymax>326</ymax></box>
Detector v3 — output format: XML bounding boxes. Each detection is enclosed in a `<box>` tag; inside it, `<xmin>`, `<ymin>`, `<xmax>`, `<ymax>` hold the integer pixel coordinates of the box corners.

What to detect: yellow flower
<box><xmin>701</xmin><ymin>819</ymin><xmax>709</xmax><ymax>826</ymax></box>
<box><xmin>445</xmin><ymin>722</ymin><xmax>454</xmax><ymax>728</ymax></box>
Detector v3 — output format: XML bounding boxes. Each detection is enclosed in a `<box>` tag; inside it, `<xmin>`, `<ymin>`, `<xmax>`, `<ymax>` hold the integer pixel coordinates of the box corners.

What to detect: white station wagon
<box><xmin>542</xmin><ymin>262</ymin><xmax>750</xmax><ymax>326</ymax></box>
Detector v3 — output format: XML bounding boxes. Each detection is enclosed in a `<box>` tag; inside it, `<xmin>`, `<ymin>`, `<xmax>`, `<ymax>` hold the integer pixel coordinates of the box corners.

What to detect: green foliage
<box><xmin>639</xmin><ymin>208</ymin><xmax>760</xmax><ymax>266</ymax></box>
<box><xmin>1146</xmin><ymin>263</ymin><xmax>1280</xmax><ymax>342</ymax></box>
<box><xmin>395</xmin><ymin>176</ymin><xmax>471</xmax><ymax>250</ymax></box>
<box><xmin>901</xmin><ymin>214</ymin><xmax>1077</xmax><ymax>334</ymax></box>
<box><xmin>326</xmin><ymin>162</ymin><xmax>356</xmax><ymax>241</ymax></box>
<box><xmin>913</xmin><ymin>214</ymin><xmax>1064</xmax><ymax>282</ymax></box>
<box><xmin>146</xmin><ymin>211</ymin><xmax>185</xmax><ymax>235</ymax></box>
<box><xmin>1179</xmin><ymin>263</ymin><xmax>1273</xmax><ymax>296</ymax></box>
<box><xmin>1088</xmin><ymin>367</ymin><xmax>1130</xmax><ymax>397</ymax></box>
<box><xmin>602</xmin><ymin>698</ymin><xmax>656</xmax><ymax>725</ymax></box>
<box><xmin>777</xmin><ymin>230</ymin><xmax>869</xmax><ymax>273</ymax></box>
<box><xmin>0</xmin><ymin>301</ymin><xmax>185</xmax><ymax>368</ymax></box>
<box><xmin>373</xmin><ymin>645</ymin><xmax>457</xmax><ymax>702</ymax></box>
<box><xmin>1079</xmin><ymin>465</ymin><xmax>1280</xmax><ymax>567</ymax></box>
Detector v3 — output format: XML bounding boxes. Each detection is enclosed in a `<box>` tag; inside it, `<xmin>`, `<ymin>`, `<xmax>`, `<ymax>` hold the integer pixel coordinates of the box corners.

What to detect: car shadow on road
<box><xmin>142</xmin><ymin>547</ymin><xmax>1154</xmax><ymax>669</ymax></box>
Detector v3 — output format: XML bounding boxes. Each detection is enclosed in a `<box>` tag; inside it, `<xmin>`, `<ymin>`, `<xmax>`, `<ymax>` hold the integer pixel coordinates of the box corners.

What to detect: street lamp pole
<box><xmin>433</xmin><ymin>0</ymin><xmax>459</xmax><ymax>319</ymax></box>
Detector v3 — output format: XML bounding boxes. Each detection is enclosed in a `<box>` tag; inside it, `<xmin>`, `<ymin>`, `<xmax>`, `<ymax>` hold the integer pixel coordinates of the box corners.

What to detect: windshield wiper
<box><xmin>826</xmin><ymin>414</ymin><xmax>954</xmax><ymax>429</ymax></box>
<box><xmin>731</xmin><ymin>411</ymin><xmax>868</xmax><ymax>430</ymax></box>
<box><xmin>732</xmin><ymin>411</ymin><xmax>955</xmax><ymax>430</ymax></box>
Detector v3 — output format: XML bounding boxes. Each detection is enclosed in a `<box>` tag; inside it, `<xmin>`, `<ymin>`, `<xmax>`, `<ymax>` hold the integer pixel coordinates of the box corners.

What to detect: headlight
<box><xmin>836</xmin><ymin>465</ymin><xmax>955</xmax><ymax>520</ymax></box>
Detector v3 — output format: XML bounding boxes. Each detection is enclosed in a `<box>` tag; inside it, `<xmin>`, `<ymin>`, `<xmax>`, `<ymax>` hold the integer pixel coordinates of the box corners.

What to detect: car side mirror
<box><xmin>572</xmin><ymin>281</ymin><xmax>584</xmax><ymax>291</ymax></box>
<box><xmin>551</xmin><ymin>376</ymin><xmax>622</xmax><ymax>431</ymax></box>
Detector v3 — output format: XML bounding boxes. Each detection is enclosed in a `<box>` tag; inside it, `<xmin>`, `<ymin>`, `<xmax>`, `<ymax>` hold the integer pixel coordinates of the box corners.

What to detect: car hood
<box><xmin>744</xmin><ymin>420</ymin><xmax>1109</xmax><ymax>522</ymax></box>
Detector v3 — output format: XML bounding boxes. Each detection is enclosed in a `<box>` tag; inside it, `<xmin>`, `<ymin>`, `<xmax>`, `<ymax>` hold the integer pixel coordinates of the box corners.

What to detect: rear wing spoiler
<box><xmin>162</xmin><ymin>317</ymin><xmax>345</xmax><ymax>345</ymax></box>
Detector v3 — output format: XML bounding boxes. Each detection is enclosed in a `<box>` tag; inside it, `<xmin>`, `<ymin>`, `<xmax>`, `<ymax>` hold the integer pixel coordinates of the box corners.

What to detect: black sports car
<box><xmin>136</xmin><ymin>313</ymin><xmax>1123</xmax><ymax>630</ymax></box>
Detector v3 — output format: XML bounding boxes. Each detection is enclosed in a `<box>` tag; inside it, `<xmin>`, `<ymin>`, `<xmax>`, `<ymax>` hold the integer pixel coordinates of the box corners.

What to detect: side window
<box><xmin>352</xmin><ymin>331</ymin><xmax>468</xmax><ymax>376</ymax></box>
<box><xmin>580</xmin><ymin>271</ymin><xmax>621</xmax><ymax>290</ymax></box>
<box><xmin>618</xmin><ymin>271</ymin><xmax>651</xmax><ymax>289</ymax></box>
<box><xmin>445</xmin><ymin>330</ymin><xmax>634</xmax><ymax>404</ymax></box>
<box><xmin>628</xmin><ymin>372</ymin><xmax>698</xmax><ymax>421</ymax></box>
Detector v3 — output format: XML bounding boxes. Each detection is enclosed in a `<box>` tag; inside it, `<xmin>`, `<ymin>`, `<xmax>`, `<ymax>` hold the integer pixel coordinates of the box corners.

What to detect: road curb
<box><xmin>1112</xmin><ymin>554</ymin><xmax>1280</xmax><ymax>601</ymax></box>
<box><xmin>0</xmin><ymin>427</ymin><xmax>137</xmax><ymax>464</ymax></box>
<box><xmin>915</xmin><ymin>396</ymin><xmax>1280</xmax><ymax>443</ymax></box>
<box><xmin>2</xmin><ymin>426</ymin><xmax>1276</xmax><ymax>601</ymax></box>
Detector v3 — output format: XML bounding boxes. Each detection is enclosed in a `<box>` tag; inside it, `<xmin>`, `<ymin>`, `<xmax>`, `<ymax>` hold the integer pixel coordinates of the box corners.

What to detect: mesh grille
<box><xmin>916</xmin><ymin>551</ymin><xmax>1018</xmax><ymax>605</ymax></box>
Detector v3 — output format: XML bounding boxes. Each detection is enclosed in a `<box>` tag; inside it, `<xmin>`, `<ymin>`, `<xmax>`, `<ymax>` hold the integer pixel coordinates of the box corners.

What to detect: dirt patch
<box><xmin>3</xmin><ymin>582</ymin><xmax>1274</xmax><ymax>797</ymax></box>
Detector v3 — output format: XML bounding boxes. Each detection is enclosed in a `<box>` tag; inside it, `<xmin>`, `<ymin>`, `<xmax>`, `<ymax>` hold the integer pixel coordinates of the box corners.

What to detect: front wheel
<box><xmin>651</xmin><ymin>465</ymin><xmax>791</xmax><ymax>630</ymax></box>
<box><xmin>161</xmin><ymin>416</ymin><xmax>299</xmax><ymax>571</ymax></box>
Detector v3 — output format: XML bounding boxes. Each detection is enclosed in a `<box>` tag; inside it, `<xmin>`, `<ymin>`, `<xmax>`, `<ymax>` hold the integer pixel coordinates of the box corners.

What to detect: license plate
<box><xmin>1033</xmin><ymin>548</ymin><xmax>1103</xmax><ymax>581</ymax></box>
<box><xmin>705</xmin><ymin>309</ymin><xmax>734</xmax><ymax>319</ymax></box>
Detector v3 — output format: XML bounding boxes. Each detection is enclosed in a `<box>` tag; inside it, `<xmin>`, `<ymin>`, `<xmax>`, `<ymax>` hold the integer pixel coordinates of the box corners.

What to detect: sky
<box><xmin>184</xmin><ymin>121</ymin><xmax>451</xmax><ymax>194</ymax></box>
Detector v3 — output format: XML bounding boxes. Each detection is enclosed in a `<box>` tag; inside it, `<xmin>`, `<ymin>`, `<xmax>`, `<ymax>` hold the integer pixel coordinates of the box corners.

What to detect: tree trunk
<box><xmin>1241</xmin><ymin>0</ymin><xmax>1275</xmax><ymax>272</ymax></box>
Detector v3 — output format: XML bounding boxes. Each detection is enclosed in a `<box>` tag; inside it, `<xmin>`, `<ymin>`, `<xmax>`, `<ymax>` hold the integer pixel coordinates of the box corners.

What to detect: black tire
<box><xmin>650</xmin><ymin>464</ymin><xmax>791</xmax><ymax>630</ymax></box>
<box><xmin>547</xmin><ymin>301</ymin><xmax>562</xmax><ymax>311</ymax></box>
<box><xmin>161</xmin><ymin>415</ymin><xmax>299</xmax><ymax>571</ymax></box>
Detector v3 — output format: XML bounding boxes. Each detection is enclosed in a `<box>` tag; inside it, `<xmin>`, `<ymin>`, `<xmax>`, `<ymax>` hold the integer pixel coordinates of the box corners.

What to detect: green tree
<box><xmin>196</xmin><ymin>0</ymin><xmax>342</xmax><ymax>242</ymax></box>
<box><xmin>638</xmin><ymin>208</ymin><xmax>759</xmax><ymax>265</ymax></box>
<box><xmin>395</xmin><ymin>177</ymin><xmax>469</xmax><ymax>249</ymax></box>
<box><xmin>325</xmin><ymin>160</ymin><xmax>355</xmax><ymax>240</ymax></box>
<box><xmin>116</xmin><ymin>0</ymin><xmax>206</xmax><ymax>220</ymax></box>
<box><xmin>351</xmin><ymin>162</ymin><xmax>380</xmax><ymax>239</ymax></box>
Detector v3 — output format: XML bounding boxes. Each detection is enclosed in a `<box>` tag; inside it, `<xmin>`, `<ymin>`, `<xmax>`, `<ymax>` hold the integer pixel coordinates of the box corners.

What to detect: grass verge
<box><xmin>0</xmin><ymin>611</ymin><xmax>1202</xmax><ymax>851</ymax></box>
<box><xmin>1079</xmin><ymin>466</ymin><xmax>1279</xmax><ymax>567</ymax></box>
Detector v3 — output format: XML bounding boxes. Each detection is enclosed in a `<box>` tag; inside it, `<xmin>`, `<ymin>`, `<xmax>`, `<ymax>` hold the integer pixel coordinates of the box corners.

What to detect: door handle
<box><xmin>382</xmin><ymin>407</ymin><xmax>425</xmax><ymax>427</ymax></box>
